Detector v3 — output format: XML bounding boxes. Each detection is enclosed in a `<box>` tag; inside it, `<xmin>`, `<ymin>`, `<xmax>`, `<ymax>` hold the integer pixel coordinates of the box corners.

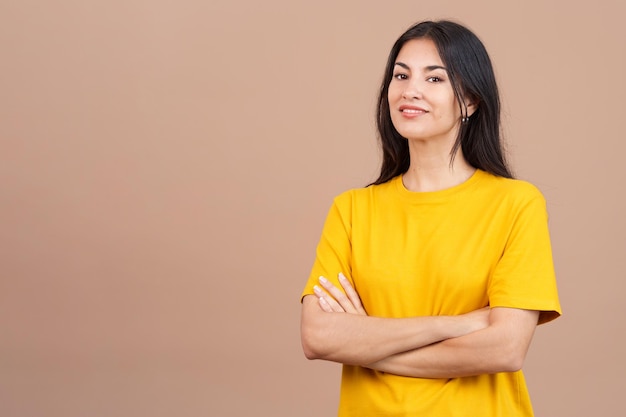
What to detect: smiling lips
<box><xmin>399</xmin><ymin>104</ymin><xmax>427</xmax><ymax>117</ymax></box>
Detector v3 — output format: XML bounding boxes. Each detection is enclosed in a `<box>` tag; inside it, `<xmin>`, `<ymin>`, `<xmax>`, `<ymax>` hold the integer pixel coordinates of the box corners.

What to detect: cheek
<box><xmin>435</xmin><ymin>98</ymin><xmax>461</xmax><ymax>119</ymax></box>
<box><xmin>449</xmin><ymin>103</ymin><xmax>462</xmax><ymax>119</ymax></box>
<box><xmin>387</xmin><ymin>83</ymin><xmax>402</xmax><ymax>102</ymax></box>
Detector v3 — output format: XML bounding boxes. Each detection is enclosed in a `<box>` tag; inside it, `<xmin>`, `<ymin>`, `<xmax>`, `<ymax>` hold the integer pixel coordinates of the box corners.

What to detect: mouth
<box><xmin>399</xmin><ymin>105</ymin><xmax>427</xmax><ymax>116</ymax></box>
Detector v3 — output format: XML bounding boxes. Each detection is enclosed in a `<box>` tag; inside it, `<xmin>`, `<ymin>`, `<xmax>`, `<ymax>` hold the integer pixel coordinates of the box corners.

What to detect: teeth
<box><xmin>402</xmin><ymin>109</ymin><xmax>423</xmax><ymax>114</ymax></box>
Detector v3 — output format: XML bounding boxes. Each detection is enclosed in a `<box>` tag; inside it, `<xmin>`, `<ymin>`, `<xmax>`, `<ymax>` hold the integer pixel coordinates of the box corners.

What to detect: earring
<box><xmin>462</xmin><ymin>116</ymin><xmax>469</xmax><ymax>123</ymax></box>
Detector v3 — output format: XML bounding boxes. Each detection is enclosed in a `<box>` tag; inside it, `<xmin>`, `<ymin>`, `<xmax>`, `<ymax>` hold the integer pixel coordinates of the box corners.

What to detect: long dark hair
<box><xmin>372</xmin><ymin>20</ymin><xmax>513</xmax><ymax>185</ymax></box>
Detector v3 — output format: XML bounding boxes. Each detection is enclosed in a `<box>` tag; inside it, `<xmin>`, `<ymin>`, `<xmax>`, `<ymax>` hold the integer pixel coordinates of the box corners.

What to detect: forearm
<box><xmin>301</xmin><ymin>295</ymin><xmax>479</xmax><ymax>366</ymax></box>
<box><xmin>366</xmin><ymin>308</ymin><xmax>539</xmax><ymax>378</ymax></box>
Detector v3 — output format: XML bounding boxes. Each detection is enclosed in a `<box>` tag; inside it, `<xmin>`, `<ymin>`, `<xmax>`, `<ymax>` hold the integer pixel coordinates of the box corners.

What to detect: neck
<box><xmin>402</xmin><ymin>140</ymin><xmax>475</xmax><ymax>192</ymax></box>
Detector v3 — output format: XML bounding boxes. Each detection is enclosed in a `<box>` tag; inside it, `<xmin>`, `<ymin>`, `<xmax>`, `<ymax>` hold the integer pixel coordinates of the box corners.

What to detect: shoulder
<box><xmin>477</xmin><ymin>171</ymin><xmax>546</xmax><ymax>205</ymax></box>
<box><xmin>332</xmin><ymin>177</ymin><xmax>398</xmax><ymax>208</ymax></box>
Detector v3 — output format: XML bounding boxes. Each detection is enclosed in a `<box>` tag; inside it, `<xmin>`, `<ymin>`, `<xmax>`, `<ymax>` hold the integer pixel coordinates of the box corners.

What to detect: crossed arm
<box><xmin>300</xmin><ymin>274</ymin><xmax>540</xmax><ymax>378</ymax></box>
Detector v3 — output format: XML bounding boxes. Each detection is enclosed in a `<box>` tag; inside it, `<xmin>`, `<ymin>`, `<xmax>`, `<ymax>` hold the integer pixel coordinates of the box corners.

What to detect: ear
<box><xmin>464</xmin><ymin>96</ymin><xmax>478</xmax><ymax>118</ymax></box>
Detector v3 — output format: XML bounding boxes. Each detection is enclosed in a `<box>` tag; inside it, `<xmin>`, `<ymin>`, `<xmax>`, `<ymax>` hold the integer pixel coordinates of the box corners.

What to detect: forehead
<box><xmin>396</xmin><ymin>38</ymin><xmax>443</xmax><ymax>68</ymax></box>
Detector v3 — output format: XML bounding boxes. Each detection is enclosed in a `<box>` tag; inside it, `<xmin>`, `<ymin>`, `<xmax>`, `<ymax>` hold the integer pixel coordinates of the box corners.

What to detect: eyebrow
<box><xmin>394</xmin><ymin>62</ymin><xmax>447</xmax><ymax>72</ymax></box>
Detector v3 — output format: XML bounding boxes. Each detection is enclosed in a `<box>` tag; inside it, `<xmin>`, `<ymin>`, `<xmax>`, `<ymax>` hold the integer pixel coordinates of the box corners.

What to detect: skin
<box><xmin>301</xmin><ymin>276</ymin><xmax>491</xmax><ymax>366</ymax></box>
<box><xmin>388</xmin><ymin>38</ymin><xmax>477</xmax><ymax>191</ymax></box>
<box><xmin>300</xmin><ymin>38</ymin><xmax>541</xmax><ymax>378</ymax></box>
<box><xmin>306</xmin><ymin>276</ymin><xmax>538</xmax><ymax>378</ymax></box>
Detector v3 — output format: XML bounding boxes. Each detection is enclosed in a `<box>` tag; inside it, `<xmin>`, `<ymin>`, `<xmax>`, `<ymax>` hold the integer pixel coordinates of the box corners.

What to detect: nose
<box><xmin>401</xmin><ymin>82</ymin><xmax>423</xmax><ymax>100</ymax></box>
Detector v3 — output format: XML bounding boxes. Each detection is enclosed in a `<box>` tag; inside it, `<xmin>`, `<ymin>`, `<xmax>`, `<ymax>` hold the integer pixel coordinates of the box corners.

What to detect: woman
<box><xmin>300</xmin><ymin>20</ymin><xmax>561</xmax><ymax>416</ymax></box>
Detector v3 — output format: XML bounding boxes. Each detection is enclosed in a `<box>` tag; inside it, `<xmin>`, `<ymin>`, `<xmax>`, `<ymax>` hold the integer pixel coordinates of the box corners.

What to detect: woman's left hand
<box><xmin>313</xmin><ymin>273</ymin><xmax>367</xmax><ymax>315</ymax></box>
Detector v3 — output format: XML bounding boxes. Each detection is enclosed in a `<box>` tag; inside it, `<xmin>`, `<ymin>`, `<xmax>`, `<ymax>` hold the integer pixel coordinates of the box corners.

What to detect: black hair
<box><xmin>372</xmin><ymin>20</ymin><xmax>513</xmax><ymax>185</ymax></box>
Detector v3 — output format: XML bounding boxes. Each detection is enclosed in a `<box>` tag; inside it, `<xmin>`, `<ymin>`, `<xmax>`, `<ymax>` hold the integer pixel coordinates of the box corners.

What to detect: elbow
<box><xmin>300</xmin><ymin>309</ymin><xmax>332</xmax><ymax>360</ymax></box>
<box><xmin>302</xmin><ymin>341</ymin><xmax>321</xmax><ymax>360</ymax></box>
<box><xmin>499</xmin><ymin>356</ymin><xmax>525</xmax><ymax>373</ymax></box>
<box><xmin>495</xmin><ymin>344</ymin><xmax>528</xmax><ymax>373</ymax></box>
<box><xmin>301</xmin><ymin>325</ymin><xmax>326</xmax><ymax>360</ymax></box>
<box><xmin>486</xmin><ymin>307</ymin><xmax>539</xmax><ymax>373</ymax></box>
<box><xmin>300</xmin><ymin>326</ymin><xmax>318</xmax><ymax>360</ymax></box>
<box><xmin>300</xmin><ymin>296</ymin><xmax>333</xmax><ymax>360</ymax></box>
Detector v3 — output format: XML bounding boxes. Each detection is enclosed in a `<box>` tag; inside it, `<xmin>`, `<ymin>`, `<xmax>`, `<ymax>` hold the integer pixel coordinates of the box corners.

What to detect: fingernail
<box><xmin>314</xmin><ymin>285</ymin><xmax>322</xmax><ymax>294</ymax></box>
<box><xmin>319</xmin><ymin>276</ymin><xmax>328</xmax><ymax>284</ymax></box>
<box><xmin>338</xmin><ymin>272</ymin><xmax>346</xmax><ymax>281</ymax></box>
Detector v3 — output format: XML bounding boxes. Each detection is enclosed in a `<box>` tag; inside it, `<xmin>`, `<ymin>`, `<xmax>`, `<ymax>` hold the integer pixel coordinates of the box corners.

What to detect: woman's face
<box><xmin>388</xmin><ymin>38</ymin><xmax>470</xmax><ymax>143</ymax></box>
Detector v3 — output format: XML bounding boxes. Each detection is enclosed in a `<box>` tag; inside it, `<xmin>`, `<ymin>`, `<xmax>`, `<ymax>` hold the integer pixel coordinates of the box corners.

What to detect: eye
<box><xmin>427</xmin><ymin>76</ymin><xmax>443</xmax><ymax>83</ymax></box>
<box><xmin>393</xmin><ymin>73</ymin><xmax>408</xmax><ymax>80</ymax></box>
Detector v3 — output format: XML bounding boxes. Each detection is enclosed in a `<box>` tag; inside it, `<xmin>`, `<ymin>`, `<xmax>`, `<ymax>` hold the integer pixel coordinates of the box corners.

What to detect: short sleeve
<box><xmin>300</xmin><ymin>192</ymin><xmax>354</xmax><ymax>301</ymax></box>
<box><xmin>488</xmin><ymin>193</ymin><xmax>562</xmax><ymax>324</ymax></box>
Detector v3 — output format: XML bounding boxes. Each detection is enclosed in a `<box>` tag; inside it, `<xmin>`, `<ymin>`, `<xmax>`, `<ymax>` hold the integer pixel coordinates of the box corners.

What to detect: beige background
<box><xmin>1</xmin><ymin>0</ymin><xmax>625</xmax><ymax>416</ymax></box>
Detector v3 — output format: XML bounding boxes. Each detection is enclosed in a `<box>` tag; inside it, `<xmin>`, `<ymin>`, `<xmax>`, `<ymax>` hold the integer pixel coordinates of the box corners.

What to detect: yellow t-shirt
<box><xmin>301</xmin><ymin>170</ymin><xmax>561</xmax><ymax>417</ymax></box>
